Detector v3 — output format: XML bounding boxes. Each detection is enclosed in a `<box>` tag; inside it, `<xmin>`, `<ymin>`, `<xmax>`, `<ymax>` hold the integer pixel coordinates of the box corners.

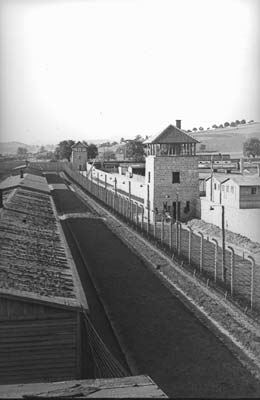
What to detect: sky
<box><xmin>0</xmin><ymin>0</ymin><xmax>259</xmax><ymax>145</ymax></box>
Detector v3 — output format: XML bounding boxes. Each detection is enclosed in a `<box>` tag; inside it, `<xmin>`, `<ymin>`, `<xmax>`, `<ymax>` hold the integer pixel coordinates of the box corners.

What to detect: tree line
<box><xmin>187</xmin><ymin>119</ymin><xmax>254</xmax><ymax>133</ymax></box>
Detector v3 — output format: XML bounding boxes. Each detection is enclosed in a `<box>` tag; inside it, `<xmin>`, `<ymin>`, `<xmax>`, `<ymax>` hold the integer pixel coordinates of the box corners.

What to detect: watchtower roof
<box><xmin>71</xmin><ymin>141</ymin><xmax>88</xmax><ymax>149</ymax></box>
<box><xmin>144</xmin><ymin>124</ymin><xmax>199</xmax><ymax>144</ymax></box>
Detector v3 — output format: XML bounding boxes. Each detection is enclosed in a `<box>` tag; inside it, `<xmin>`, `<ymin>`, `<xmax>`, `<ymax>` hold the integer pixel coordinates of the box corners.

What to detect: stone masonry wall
<box><xmin>153</xmin><ymin>156</ymin><xmax>199</xmax><ymax>221</ymax></box>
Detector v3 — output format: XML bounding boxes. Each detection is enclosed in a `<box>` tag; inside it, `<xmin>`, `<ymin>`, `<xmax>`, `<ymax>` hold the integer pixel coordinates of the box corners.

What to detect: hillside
<box><xmin>0</xmin><ymin>141</ymin><xmax>39</xmax><ymax>155</ymax></box>
<box><xmin>192</xmin><ymin>122</ymin><xmax>260</xmax><ymax>156</ymax></box>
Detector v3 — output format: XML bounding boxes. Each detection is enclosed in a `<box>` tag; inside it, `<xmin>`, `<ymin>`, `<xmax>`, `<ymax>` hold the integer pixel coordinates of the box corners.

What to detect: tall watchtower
<box><xmin>71</xmin><ymin>141</ymin><xmax>88</xmax><ymax>171</ymax></box>
<box><xmin>144</xmin><ymin>121</ymin><xmax>199</xmax><ymax>222</ymax></box>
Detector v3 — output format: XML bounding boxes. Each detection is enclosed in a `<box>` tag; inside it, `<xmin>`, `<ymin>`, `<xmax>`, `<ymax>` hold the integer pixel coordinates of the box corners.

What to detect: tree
<box><xmin>99</xmin><ymin>141</ymin><xmax>111</xmax><ymax>148</ymax></box>
<box><xmin>17</xmin><ymin>147</ymin><xmax>28</xmax><ymax>156</ymax></box>
<box><xmin>218</xmin><ymin>124</ymin><xmax>224</xmax><ymax>129</ymax></box>
<box><xmin>243</xmin><ymin>138</ymin><xmax>260</xmax><ymax>157</ymax></box>
<box><xmin>125</xmin><ymin>139</ymin><xmax>144</xmax><ymax>161</ymax></box>
<box><xmin>249</xmin><ymin>120</ymin><xmax>254</xmax><ymax>123</ymax></box>
<box><xmin>134</xmin><ymin>134</ymin><xmax>143</xmax><ymax>142</ymax></box>
<box><xmin>192</xmin><ymin>127</ymin><xmax>197</xmax><ymax>132</ymax></box>
<box><xmin>102</xmin><ymin>149</ymin><xmax>116</xmax><ymax>161</ymax></box>
<box><xmin>230</xmin><ymin>121</ymin><xmax>236</xmax><ymax>127</ymax></box>
<box><xmin>87</xmin><ymin>143</ymin><xmax>98</xmax><ymax>159</ymax></box>
<box><xmin>120</xmin><ymin>138</ymin><xmax>125</xmax><ymax>144</ymax></box>
<box><xmin>240</xmin><ymin>119</ymin><xmax>246</xmax><ymax>124</ymax></box>
<box><xmin>235</xmin><ymin>120</ymin><xmax>241</xmax><ymax>125</ymax></box>
<box><xmin>212</xmin><ymin>124</ymin><xmax>217</xmax><ymax>129</ymax></box>
<box><xmin>224</xmin><ymin>122</ymin><xmax>230</xmax><ymax>127</ymax></box>
<box><xmin>55</xmin><ymin>140</ymin><xmax>75</xmax><ymax>161</ymax></box>
<box><xmin>199</xmin><ymin>127</ymin><xmax>204</xmax><ymax>131</ymax></box>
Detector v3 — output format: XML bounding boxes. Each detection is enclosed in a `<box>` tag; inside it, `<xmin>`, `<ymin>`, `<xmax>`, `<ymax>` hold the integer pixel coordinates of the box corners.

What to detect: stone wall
<box><xmin>149</xmin><ymin>156</ymin><xmax>199</xmax><ymax>221</ymax></box>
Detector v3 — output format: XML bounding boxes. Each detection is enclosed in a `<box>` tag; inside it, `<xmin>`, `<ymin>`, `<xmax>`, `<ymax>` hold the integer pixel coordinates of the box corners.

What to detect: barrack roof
<box><xmin>0</xmin><ymin>180</ymin><xmax>88</xmax><ymax>311</ymax></box>
<box><xmin>144</xmin><ymin>124</ymin><xmax>199</xmax><ymax>144</ymax></box>
<box><xmin>225</xmin><ymin>174</ymin><xmax>260</xmax><ymax>187</ymax></box>
<box><xmin>0</xmin><ymin>173</ymin><xmax>50</xmax><ymax>194</ymax></box>
<box><xmin>0</xmin><ymin>375</ymin><xmax>168</xmax><ymax>398</ymax></box>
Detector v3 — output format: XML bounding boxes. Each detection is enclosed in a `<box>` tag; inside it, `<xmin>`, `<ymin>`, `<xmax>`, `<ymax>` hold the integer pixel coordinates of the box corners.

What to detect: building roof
<box><xmin>0</xmin><ymin>173</ymin><xmax>50</xmax><ymax>194</ymax></box>
<box><xmin>71</xmin><ymin>141</ymin><xmax>88</xmax><ymax>149</ymax></box>
<box><xmin>0</xmin><ymin>185</ymin><xmax>88</xmax><ymax>310</ymax></box>
<box><xmin>144</xmin><ymin>124</ymin><xmax>199</xmax><ymax>144</ymax></box>
<box><xmin>224</xmin><ymin>174</ymin><xmax>260</xmax><ymax>187</ymax></box>
<box><xmin>0</xmin><ymin>375</ymin><xmax>168</xmax><ymax>398</ymax></box>
<box><xmin>204</xmin><ymin>173</ymin><xmax>230</xmax><ymax>183</ymax></box>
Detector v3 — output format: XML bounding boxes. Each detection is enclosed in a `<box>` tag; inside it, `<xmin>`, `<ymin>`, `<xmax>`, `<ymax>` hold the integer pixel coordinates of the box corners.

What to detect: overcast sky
<box><xmin>0</xmin><ymin>0</ymin><xmax>259</xmax><ymax>145</ymax></box>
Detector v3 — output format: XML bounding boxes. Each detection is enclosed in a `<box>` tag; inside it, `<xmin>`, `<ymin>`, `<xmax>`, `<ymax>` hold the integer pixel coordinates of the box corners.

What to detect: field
<box><xmin>193</xmin><ymin>122</ymin><xmax>260</xmax><ymax>156</ymax></box>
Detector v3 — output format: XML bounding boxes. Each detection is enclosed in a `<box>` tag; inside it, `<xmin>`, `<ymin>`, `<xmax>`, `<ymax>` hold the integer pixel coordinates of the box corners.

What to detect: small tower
<box><xmin>144</xmin><ymin>121</ymin><xmax>199</xmax><ymax>222</ymax></box>
<box><xmin>71</xmin><ymin>141</ymin><xmax>88</xmax><ymax>171</ymax></box>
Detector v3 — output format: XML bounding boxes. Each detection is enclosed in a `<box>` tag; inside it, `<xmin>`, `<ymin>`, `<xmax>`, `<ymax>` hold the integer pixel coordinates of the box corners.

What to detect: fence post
<box><xmin>130</xmin><ymin>200</ymin><xmax>133</xmax><ymax>223</ymax></box>
<box><xmin>227</xmin><ymin>245</ymin><xmax>235</xmax><ymax>296</ymax></box>
<box><xmin>198</xmin><ymin>231</ymin><xmax>204</xmax><ymax>273</ymax></box>
<box><xmin>178</xmin><ymin>223</ymin><xmax>182</xmax><ymax>256</ymax></box>
<box><xmin>161</xmin><ymin>215</ymin><xmax>164</xmax><ymax>244</ymax></box>
<box><xmin>211</xmin><ymin>238</ymin><xmax>218</xmax><ymax>282</ymax></box>
<box><xmin>146</xmin><ymin>207</ymin><xmax>150</xmax><ymax>236</ymax></box>
<box><xmin>176</xmin><ymin>222</ymin><xmax>179</xmax><ymax>251</ymax></box>
<box><xmin>153</xmin><ymin>212</ymin><xmax>157</xmax><ymax>240</ymax></box>
<box><xmin>169</xmin><ymin>222</ymin><xmax>172</xmax><ymax>251</ymax></box>
<box><xmin>135</xmin><ymin>202</ymin><xmax>138</xmax><ymax>227</ymax></box>
<box><xmin>246</xmin><ymin>255</ymin><xmax>255</xmax><ymax>311</ymax></box>
<box><xmin>188</xmin><ymin>227</ymin><xmax>192</xmax><ymax>264</ymax></box>
<box><xmin>141</xmin><ymin>206</ymin><xmax>144</xmax><ymax>232</ymax></box>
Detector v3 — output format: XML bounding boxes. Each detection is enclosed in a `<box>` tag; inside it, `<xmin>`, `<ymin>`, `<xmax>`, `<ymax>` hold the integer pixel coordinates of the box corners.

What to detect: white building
<box><xmin>201</xmin><ymin>173</ymin><xmax>260</xmax><ymax>242</ymax></box>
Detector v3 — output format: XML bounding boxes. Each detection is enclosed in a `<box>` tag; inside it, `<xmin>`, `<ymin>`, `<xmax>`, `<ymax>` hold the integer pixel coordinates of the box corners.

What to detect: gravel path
<box><xmin>51</xmin><ymin>172</ymin><xmax>260</xmax><ymax>398</ymax></box>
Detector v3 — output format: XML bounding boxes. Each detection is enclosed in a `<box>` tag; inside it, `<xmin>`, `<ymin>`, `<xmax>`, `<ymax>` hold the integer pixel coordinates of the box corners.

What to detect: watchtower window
<box><xmin>172</xmin><ymin>172</ymin><xmax>180</xmax><ymax>184</ymax></box>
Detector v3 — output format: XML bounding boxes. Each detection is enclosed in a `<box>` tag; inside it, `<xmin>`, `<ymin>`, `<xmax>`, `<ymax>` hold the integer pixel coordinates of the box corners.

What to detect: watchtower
<box><xmin>71</xmin><ymin>141</ymin><xmax>88</xmax><ymax>171</ymax></box>
<box><xmin>144</xmin><ymin>121</ymin><xmax>199</xmax><ymax>222</ymax></box>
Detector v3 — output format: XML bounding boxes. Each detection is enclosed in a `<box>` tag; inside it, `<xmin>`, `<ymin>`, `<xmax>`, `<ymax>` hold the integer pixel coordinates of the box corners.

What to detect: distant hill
<box><xmin>191</xmin><ymin>122</ymin><xmax>260</xmax><ymax>157</ymax></box>
<box><xmin>0</xmin><ymin>142</ymin><xmax>40</xmax><ymax>155</ymax></box>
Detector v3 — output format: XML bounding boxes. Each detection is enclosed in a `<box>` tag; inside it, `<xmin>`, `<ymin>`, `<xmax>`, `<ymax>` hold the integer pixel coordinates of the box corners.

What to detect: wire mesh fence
<box><xmin>59</xmin><ymin>165</ymin><xmax>260</xmax><ymax>315</ymax></box>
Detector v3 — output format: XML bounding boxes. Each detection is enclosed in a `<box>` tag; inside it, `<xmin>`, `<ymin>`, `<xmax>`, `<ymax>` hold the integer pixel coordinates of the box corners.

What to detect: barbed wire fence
<box><xmin>30</xmin><ymin>161</ymin><xmax>259</xmax><ymax>316</ymax></box>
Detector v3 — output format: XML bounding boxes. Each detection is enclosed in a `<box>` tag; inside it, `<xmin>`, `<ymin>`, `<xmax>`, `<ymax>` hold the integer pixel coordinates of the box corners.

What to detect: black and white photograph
<box><xmin>0</xmin><ymin>0</ymin><xmax>260</xmax><ymax>398</ymax></box>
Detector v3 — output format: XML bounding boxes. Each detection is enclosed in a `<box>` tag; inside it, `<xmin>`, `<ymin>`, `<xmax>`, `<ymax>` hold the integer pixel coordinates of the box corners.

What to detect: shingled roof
<box><xmin>0</xmin><ymin>184</ymin><xmax>88</xmax><ymax>310</ymax></box>
<box><xmin>144</xmin><ymin>124</ymin><xmax>199</xmax><ymax>144</ymax></box>
<box><xmin>71</xmin><ymin>141</ymin><xmax>88</xmax><ymax>149</ymax></box>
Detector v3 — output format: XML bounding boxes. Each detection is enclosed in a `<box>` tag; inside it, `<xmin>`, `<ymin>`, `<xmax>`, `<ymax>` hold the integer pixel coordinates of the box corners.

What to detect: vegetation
<box><xmin>17</xmin><ymin>147</ymin><xmax>28</xmax><ymax>156</ymax></box>
<box><xmin>125</xmin><ymin>136</ymin><xmax>145</xmax><ymax>161</ymax></box>
<box><xmin>55</xmin><ymin>140</ymin><xmax>75</xmax><ymax>161</ymax></box>
<box><xmin>243</xmin><ymin>137</ymin><xmax>260</xmax><ymax>157</ymax></box>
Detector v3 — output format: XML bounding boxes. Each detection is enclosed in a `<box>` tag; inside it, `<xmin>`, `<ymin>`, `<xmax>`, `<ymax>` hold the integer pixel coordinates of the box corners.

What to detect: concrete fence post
<box><xmin>211</xmin><ymin>238</ymin><xmax>218</xmax><ymax>282</ymax></box>
<box><xmin>131</xmin><ymin>200</ymin><xmax>133</xmax><ymax>223</ymax></box>
<box><xmin>141</xmin><ymin>206</ymin><xmax>144</xmax><ymax>232</ymax></box>
<box><xmin>153</xmin><ymin>212</ymin><xmax>157</xmax><ymax>240</ymax></box>
<box><xmin>146</xmin><ymin>207</ymin><xmax>150</xmax><ymax>236</ymax></box>
<box><xmin>161</xmin><ymin>215</ymin><xmax>164</xmax><ymax>244</ymax></box>
<box><xmin>227</xmin><ymin>245</ymin><xmax>235</xmax><ymax>296</ymax></box>
<box><xmin>169</xmin><ymin>222</ymin><xmax>172</xmax><ymax>251</ymax></box>
<box><xmin>97</xmin><ymin>172</ymin><xmax>100</xmax><ymax>198</ymax></box>
<box><xmin>198</xmin><ymin>231</ymin><xmax>204</xmax><ymax>273</ymax></box>
<box><xmin>178</xmin><ymin>223</ymin><xmax>182</xmax><ymax>256</ymax></box>
<box><xmin>135</xmin><ymin>203</ymin><xmax>139</xmax><ymax>227</ymax></box>
<box><xmin>246</xmin><ymin>255</ymin><xmax>256</xmax><ymax>311</ymax></box>
<box><xmin>188</xmin><ymin>227</ymin><xmax>192</xmax><ymax>264</ymax></box>
<box><xmin>176</xmin><ymin>222</ymin><xmax>179</xmax><ymax>251</ymax></box>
